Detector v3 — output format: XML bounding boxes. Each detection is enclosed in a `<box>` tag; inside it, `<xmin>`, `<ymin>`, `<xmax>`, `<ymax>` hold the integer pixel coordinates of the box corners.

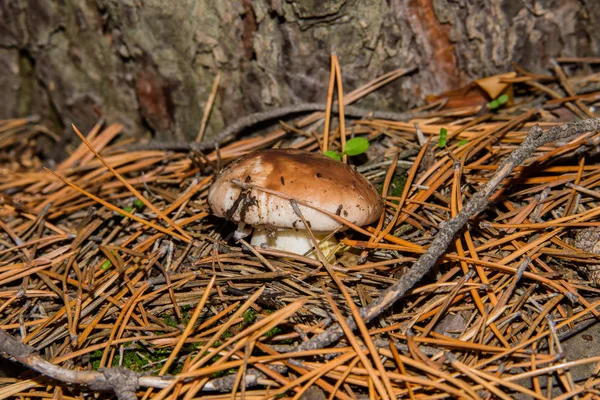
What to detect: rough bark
<box><xmin>0</xmin><ymin>0</ymin><xmax>598</xmax><ymax>152</ymax></box>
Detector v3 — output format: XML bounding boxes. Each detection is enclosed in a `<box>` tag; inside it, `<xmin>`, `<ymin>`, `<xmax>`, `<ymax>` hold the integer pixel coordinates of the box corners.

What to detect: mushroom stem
<box><xmin>233</xmin><ymin>223</ymin><xmax>252</xmax><ymax>241</ymax></box>
<box><xmin>250</xmin><ymin>226</ymin><xmax>338</xmax><ymax>259</ymax></box>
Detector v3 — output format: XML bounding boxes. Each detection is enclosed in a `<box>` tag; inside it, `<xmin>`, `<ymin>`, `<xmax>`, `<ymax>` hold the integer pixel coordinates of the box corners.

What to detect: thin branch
<box><xmin>123</xmin><ymin>102</ymin><xmax>424</xmax><ymax>152</ymax></box>
<box><xmin>0</xmin><ymin>329</ymin><xmax>173</xmax><ymax>399</ymax></box>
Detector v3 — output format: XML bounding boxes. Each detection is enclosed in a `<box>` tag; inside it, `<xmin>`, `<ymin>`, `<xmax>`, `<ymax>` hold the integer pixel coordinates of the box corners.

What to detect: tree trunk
<box><xmin>1</xmin><ymin>0</ymin><xmax>598</xmax><ymax>152</ymax></box>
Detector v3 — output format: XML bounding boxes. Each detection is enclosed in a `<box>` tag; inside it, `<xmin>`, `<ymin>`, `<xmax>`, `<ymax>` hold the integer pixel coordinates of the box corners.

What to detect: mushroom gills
<box><xmin>250</xmin><ymin>226</ymin><xmax>338</xmax><ymax>259</ymax></box>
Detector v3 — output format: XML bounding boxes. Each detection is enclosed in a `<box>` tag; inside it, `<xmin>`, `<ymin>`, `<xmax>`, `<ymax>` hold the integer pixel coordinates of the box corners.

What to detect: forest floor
<box><xmin>1</xmin><ymin>58</ymin><xmax>600</xmax><ymax>399</ymax></box>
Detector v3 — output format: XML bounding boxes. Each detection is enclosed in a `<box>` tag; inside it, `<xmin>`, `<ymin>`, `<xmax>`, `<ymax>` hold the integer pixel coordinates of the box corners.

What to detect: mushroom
<box><xmin>208</xmin><ymin>148</ymin><xmax>382</xmax><ymax>258</ymax></box>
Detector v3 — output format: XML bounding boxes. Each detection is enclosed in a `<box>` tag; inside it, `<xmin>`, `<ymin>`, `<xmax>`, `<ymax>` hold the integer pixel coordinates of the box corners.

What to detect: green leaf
<box><xmin>344</xmin><ymin>137</ymin><xmax>370</xmax><ymax>156</ymax></box>
<box><xmin>133</xmin><ymin>199</ymin><xmax>145</xmax><ymax>209</ymax></box>
<box><xmin>497</xmin><ymin>94</ymin><xmax>509</xmax><ymax>105</ymax></box>
<box><xmin>438</xmin><ymin>127</ymin><xmax>448</xmax><ymax>148</ymax></box>
<box><xmin>324</xmin><ymin>150</ymin><xmax>342</xmax><ymax>161</ymax></box>
<box><xmin>487</xmin><ymin>95</ymin><xmax>506</xmax><ymax>109</ymax></box>
<box><xmin>101</xmin><ymin>260</ymin><xmax>112</xmax><ymax>270</ymax></box>
<box><xmin>457</xmin><ymin>139</ymin><xmax>469</xmax><ymax>147</ymax></box>
<box><xmin>117</xmin><ymin>206</ymin><xmax>134</xmax><ymax>218</ymax></box>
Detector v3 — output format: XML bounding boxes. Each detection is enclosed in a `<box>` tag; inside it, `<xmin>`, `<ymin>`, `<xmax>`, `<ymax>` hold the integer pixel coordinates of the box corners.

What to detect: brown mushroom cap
<box><xmin>208</xmin><ymin>148</ymin><xmax>383</xmax><ymax>231</ymax></box>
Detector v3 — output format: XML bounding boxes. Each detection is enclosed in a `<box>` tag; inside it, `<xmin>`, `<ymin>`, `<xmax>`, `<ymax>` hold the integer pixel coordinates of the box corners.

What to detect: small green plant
<box><xmin>487</xmin><ymin>94</ymin><xmax>509</xmax><ymax>110</ymax></box>
<box><xmin>438</xmin><ymin>127</ymin><xmax>448</xmax><ymax>148</ymax></box>
<box><xmin>324</xmin><ymin>137</ymin><xmax>370</xmax><ymax>161</ymax></box>
<box><xmin>100</xmin><ymin>259</ymin><xmax>112</xmax><ymax>270</ymax></box>
<box><xmin>117</xmin><ymin>198</ymin><xmax>147</xmax><ymax>217</ymax></box>
<box><xmin>457</xmin><ymin>139</ymin><xmax>469</xmax><ymax>147</ymax></box>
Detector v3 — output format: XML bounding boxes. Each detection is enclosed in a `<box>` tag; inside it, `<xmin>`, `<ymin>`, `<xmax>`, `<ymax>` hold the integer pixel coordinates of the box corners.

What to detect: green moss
<box><xmin>90</xmin><ymin>350</ymin><xmax>103</xmax><ymax>370</ymax></box>
<box><xmin>264</xmin><ymin>326</ymin><xmax>282</xmax><ymax>338</ymax></box>
<box><xmin>142</xmin><ymin>348</ymin><xmax>177</xmax><ymax>373</ymax></box>
<box><xmin>243</xmin><ymin>309</ymin><xmax>256</xmax><ymax>324</ymax></box>
<box><xmin>162</xmin><ymin>314</ymin><xmax>179</xmax><ymax>328</ymax></box>
<box><xmin>377</xmin><ymin>171</ymin><xmax>408</xmax><ymax>199</ymax></box>
<box><xmin>221</xmin><ymin>330</ymin><xmax>233</xmax><ymax>340</ymax></box>
<box><xmin>181</xmin><ymin>310</ymin><xmax>192</xmax><ymax>326</ymax></box>
<box><xmin>90</xmin><ymin>349</ymin><xmax>149</xmax><ymax>371</ymax></box>
<box><xmin>170</xmin><ymin>361</ymin><xmax>185</xmax><ymax>375</ymax></box>
<box><xmin>121</xmin><ymin>351</ymin><xmax>148</xmax><ymax>370</ymax></box>
<box><xmin>389</xmin><ymin>173</ymin><xmax>408</xmax><ymax>198</ymax></box>
<box><xmin>160</xmin><ymin>307</ymin><xmax>193</xmax><ymax>329</ymax></box>
<box><xmin>90</xmin><ymin>345</ymin><xmax>190</xmax><ymax>373</ymax></box>
<box><xmin>210</xmin><ymin>367</ymin><xmax>239</xmax><ymax>379</ymax></box>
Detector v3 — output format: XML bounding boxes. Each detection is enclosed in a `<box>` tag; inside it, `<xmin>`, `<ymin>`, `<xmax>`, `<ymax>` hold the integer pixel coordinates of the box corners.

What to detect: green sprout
<box><xmin>324</xmin><ymin>137</ymin><xmax>370</xmax><ymax>160</ymax></box>
<box><xmin>100</xmin><ymin>260</ymin><xmax>112</xmax><ymax>270</ymax></box>
<box><xmin>133</xmin><ymin>199</ymin><xmax>145</xmax><ymax>209</ymax></box>
<box><xmin>457</xmin><ymin>139</ymin><xmax>469</xmax><ymax>147</ymax></box>
<box><xmin>115</xmin><ymin>199</ymin><xmax>146</xmax><ymax>218</ymax></box>
<box><xmin>115</xmin><ymin>206</ymin><xmax>135</xmax><ymax>218</ymax></box>
<box><xmin>324</xmin><ymin>150</ymin><xmax>342</xmax><ymax>161</ymax></box>
<box><xmin>487</xmin><ymin>94</ymin><xmax>509</xmax><ymax>110</ymax></box>
<box><xmin>438</xmin><ymin>127</ymin><xmax>448</xmax><ymax>148</ymax></box>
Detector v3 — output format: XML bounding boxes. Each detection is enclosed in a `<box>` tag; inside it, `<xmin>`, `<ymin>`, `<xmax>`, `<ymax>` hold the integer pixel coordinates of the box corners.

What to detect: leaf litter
<box><xmin>1</xmin><ymin>58</ymin><xmax>600</xmax><ymax>399</ymax></box>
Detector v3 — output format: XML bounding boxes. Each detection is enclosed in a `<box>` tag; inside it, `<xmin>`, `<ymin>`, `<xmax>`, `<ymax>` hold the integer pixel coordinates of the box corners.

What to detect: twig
<box><xmin>293</xmin><ymin>117</ymin><xmax>600</xmax><ymax>352</ymax></box>
<box><xmin>0</xmin><ymin>327</ymin><xmax>288</xmax><ymax>397</ymax></box>
<box><xmin>196</xmin><ymin>71</ymin><xmax>221</xmax><ymax>142</ymax></box>
<box><xmin>202</xmin><ymin>366</ymin><xmax>286</xmax><ymax>391</ymax></box>
<box><xmin>0</xmin><ymin>329</ymin><xmax>173</xmax><ymax>399</ymax></box>
<box><xmin>123</xmin><ymin>103</ymin><xmax>424</xmax><ymax>152</ymax></box>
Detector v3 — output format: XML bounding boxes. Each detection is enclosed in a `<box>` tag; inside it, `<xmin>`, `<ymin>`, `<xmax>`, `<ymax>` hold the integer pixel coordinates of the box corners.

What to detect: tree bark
<box><xmin>0</xmin><ymin>0</ymin><xmax>598</xmax><ymax>151</ymax></box>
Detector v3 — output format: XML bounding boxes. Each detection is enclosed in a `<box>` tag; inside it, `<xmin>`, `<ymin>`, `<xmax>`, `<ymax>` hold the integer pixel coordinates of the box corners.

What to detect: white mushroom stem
<box><xmin>250</xmin><ymin>226</ymin><xmax>338</xmax><ymax>259</ymax></box>
<box><xmin>233</xmin><ymin>223</ymin><xmax>252</xmax><ymax>241</ymax></box>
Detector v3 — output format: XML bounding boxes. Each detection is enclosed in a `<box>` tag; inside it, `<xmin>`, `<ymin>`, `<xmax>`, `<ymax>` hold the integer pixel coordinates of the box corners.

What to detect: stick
<box><xmin>124</xmin><ymin>103</ymin><xmax>424</xmax><ymax>152</ymax></box>
<box><xmin>0</xmin><ymin>328</ymin><xmax>288</xmax><ymax>398</ymax></box>
<box><xmin>0</xmin><ymin>329</ymin><xmax>172</xmax><ymax>399</ymax></box>
<box><xmin>293</xmin><ymin>117</ymin><xmax>600</xmax><ymax>352</ymax></box>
